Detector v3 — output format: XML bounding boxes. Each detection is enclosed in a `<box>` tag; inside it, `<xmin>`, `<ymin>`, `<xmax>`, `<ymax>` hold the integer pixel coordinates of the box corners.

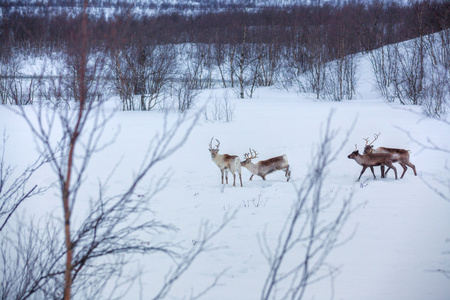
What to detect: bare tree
<box><xmin>390</xmin><ymin>39</ymin><xmax>425</xmax><ymax>105</ymax></box>
<box><xmin>401</xmin><ymin>117</ymin><xmax>450</xmax><ymax>203</ymax></box>
<box><xmin>110</xmin><ymin>47</ymin><xmax>136</xmax><ymax>110</ymax></box>
<box><xmin>322</xmin><ymin>54</ymin><xmax>358</xmax><ymax>101</ymax></box>
<box><xmin>212</xmin><ymin>43</ymin><xmax>229</xmax><ymax>88</ymax></box>
<box><xmin>236</xmin><ymin>12</ymin><xmax>250</xmax><ymax>99</ymax></box>
<box><xmin>367</xmin><ymin>43</ymin><xmax>398</xmax><ymax>102</ymax></box>
<box><xmin>260</xmin><ymin>112</ymin><xmax>353</xmax><ymax>300</ymax></box>
<box><xmin>110</xmin><ymin>42</ymin><xmax>176</xmax><ymax>111</ymax></box>
<box><xmin>5</xmin><ymin>2</ymin><xmax>226</xmax><ymax>299</ymax></box>
<box><xmin>282</xmin><ymin>32</ymin><xmax>309</xmax><ymax>93</ymax></box>
<box><xmin>0</xmin><ymin>50</ymin><xmax>22</xmax><ymax>105</ymax></box>
<box><xmin>421</xmin><ymin>29</ymin><xmax>450</xmax><ymax>118</ymax></box>
<box><xmin>184</xmin><ymin>43</ymin><xmax>214</xmax><ymax>90</ymax></box>
<box><xmin>401</xmin><ymin>115</ymin><xmax>450</xmax><ymax>280</ymax></box>
<box><xmin>175</xmin><ymin>71</ymin><xmax>201</xmax><ymax>113</ymax></box>
<box><xmin>303</xmin><ymin>26</ymin><xmax>329</xmax><ymax>100</ymax></box>
<box><xmin>0</xmin><ymin>217</ymin><xmax>64</xmax><ymax>300</ymax></box>
<box><xmin>204</xmin><ymin>91</ymin><xmax>235</xmax><ymax>123</ymax></box>
<box><xmin>0</xmin><ymin>133</ymin><xmax>48</xmax><ymax>232</ymax></box>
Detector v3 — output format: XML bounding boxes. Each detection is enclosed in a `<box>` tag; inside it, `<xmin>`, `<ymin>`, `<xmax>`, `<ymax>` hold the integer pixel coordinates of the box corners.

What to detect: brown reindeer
<box><xmin>209</xmin><ymin>138</ymin><xmax>242</xmax><ymax>187</ymax></box>
<box><xmin>363</xmin><ymin>133</ymin><xmax>417</xmax><ymax>179</ymax></box>
<box><xmin>348</xmin><ymin>145</ymin><xmax>398</xmax><ymax>182</ymax></box>
<box><xmin>241</xmin><ymin>149</ymin><xmax>291</xmax><ymax>181</ymax></box>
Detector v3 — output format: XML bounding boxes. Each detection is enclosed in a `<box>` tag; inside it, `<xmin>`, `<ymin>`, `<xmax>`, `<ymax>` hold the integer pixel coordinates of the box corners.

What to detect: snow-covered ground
<box><xmin>1</xmin><ymin>54</ymin><xmax>449</xmax><ymax>300</ymax></box>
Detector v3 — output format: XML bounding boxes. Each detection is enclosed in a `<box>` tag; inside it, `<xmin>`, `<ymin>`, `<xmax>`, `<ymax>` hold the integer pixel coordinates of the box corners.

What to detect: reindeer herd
<box><xmin>209</xmin><ymin>133</ymin><xmax>417</xmax><ymax>186</ymax></box>
<box><xmin>209</xmin><ymin>138</ymin><xmax>290</xmax><ymax>187</ymax></box>
<box><xmin>347</xmin><ymin>133</ymin><xmax>417</xmax><ymax>182</ymax></box>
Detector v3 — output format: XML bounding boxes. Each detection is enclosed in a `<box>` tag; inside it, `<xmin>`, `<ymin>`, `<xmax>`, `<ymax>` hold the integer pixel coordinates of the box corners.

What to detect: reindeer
<box><xmin>208</xmin><ymin>138</ymin><xmax>242</xmax><ymax>187</ymax></box>
<box><xmin>363</xmin><ymin>133</ymin><xmax>417</xmax><ymax>179</ymax></box>
<box><xmin>348</xmin><ymin>145</ymin><xmax>398</xmax><ymax>182</ymax></box>
<box><xmin>241</xmin><ymin>149</ymin><xmax>291</xmax><ymax>181</ymax></box>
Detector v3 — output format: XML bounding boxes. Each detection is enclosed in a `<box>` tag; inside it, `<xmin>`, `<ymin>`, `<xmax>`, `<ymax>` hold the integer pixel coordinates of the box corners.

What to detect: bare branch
<box><xmin>260</xmin><ymin>111</ymin><xmax>354</xmax><ymax>300</ymax></box>
<box><xmin>152</xmin><ymin>211</ymin><xmax>236</xmax><ymax>300</ymax></box>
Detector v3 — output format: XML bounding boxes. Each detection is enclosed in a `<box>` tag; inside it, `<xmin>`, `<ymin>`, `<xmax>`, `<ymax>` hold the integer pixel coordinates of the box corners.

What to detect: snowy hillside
<box><xmin>1</xmin><ymin>53</ymin><xmax>449</xmax><ymax>300</ymax></box>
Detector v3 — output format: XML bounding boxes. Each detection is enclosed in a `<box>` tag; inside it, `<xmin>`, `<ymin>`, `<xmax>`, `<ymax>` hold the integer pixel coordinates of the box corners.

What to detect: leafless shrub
<box><xmin>402</xmin><ymin>115</ymin><xmax>450</xmax><ymax>280</ymax></box>
<box><xmin>175</xmin><ymin>72</ymin><xmax>201</xmax><ymax>113</ymax></box>
<box><xmin>0</xmin><ymin>217</ymin><xmax>64</xmax><ymax>300</ymax></box>
<box><xmin>110</xmin><ymin>48</ymin><xmax>136</xmax><ymax>110</ymax></box>
<box><xmin>323</xmin><ymin>54</ymin><xmax>358</xmax><ymax>101</ymax></box>
<box><xmin>367</xmin><ymin>43</ymin><xmax>398</xmax><ymax>101</ymax></box>
<box><xmin>260</xmin><ymin>112</ymin><xmax>353</xmax><ymax>300</ymax></box>
<box><xmin>0</xmin><ymin>133</ymin><xmax>48</xmax><ymax>232</ymax></box>
<box><xmin>421</xmin><ymin>30</ymin><xmax>450</xmax><ymax>118</ymax></box>
<box><xmin>8</xmin><ymin>76</ymin><xmax>42</xmax><ymax>105</ymax></box>
<box><xmin>4</xmin><ymin>4</ymin><xmax>227</xmax><ymax>299</ymax></box>
<box><xmin>402</xmin><ymin>118</ymin><xmax>450</xmax><ymax>203</ymax></box>
<box><xmin>151</xmin><ymin>213</ymin><xmax>234</xmax><ymax>300</ymax></box>
<box><xmin>110</xmin><ymin>43</ymin><xmax>176</xmax><ymax>111</ymax></box>
<box><xmin>242</xmin><ymin>194</ymin><xmax>267</xmax><ymax>208</ymax></box>
<box><xmin>421</xmin><ymin>66</ymin><xmax>449</xmax><ymax>118</ymax></box>
<box><xmin>204</xmin><ymin>92</ymin><xmax>235</xmax><ymax>122</ymax></box>
<box><xmin>0</xmin><ymin>69</ymin><xmax>40</xmax><ymax>106</ymax></box>
<box><xmin>371</xmin><ymin>30</ymin><xmax>449</xmax><ymax>118</ymax></box>
<box><xmin>184</xmin><ymin>43</ymin><xmax>214</xmax><ymax>90</ymax></box>
<box><xmin>391</xmin><ymin>39</ymin><xmax>425</xmax><ymax>105</ymax></box>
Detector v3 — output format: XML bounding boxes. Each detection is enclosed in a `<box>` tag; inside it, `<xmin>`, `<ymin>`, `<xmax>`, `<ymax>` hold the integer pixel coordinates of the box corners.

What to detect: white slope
<box><xmin>0</xmin><ymin>55</ymin><xmax>449</xmax><ymax>300</ymax></box>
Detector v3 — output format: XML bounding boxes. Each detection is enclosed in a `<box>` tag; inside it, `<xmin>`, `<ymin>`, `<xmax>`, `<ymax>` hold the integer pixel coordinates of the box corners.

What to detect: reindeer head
<box><xmin>208</xmin><ymin>138</ymin><xmax>220</xmax><ymax>158</ymax></box>
<box><xmin>348</xmin><ymin>144</ymin><xmax>359</xmax><ymax>159</ymax></box>
<box><xmin>363</xmin><ymin>133</ymin><xmax>380</xmax><ymax>154</ymax></box>
<box><xmin>242</xmin><ymin>148</ymin><xmax>258</xmax><ymax>166</ymax></box>
<box><xmin>364</xmin><ymin>145</ymin><xmax>374</xmax><ymax>154</ymax></box>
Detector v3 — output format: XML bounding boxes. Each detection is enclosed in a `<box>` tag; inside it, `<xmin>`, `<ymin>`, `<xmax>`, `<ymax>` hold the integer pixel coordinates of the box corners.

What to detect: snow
<box><xmin>1</xmin><ymin>54</ymin><xmax>449</xmax><ymax>299</ymax></box>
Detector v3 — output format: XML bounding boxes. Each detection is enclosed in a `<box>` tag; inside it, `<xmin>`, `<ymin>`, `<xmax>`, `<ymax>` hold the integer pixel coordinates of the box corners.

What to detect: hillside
<box><xmin>0</xmin><ymin>45</ymin><xmax>449</xmax><ymax>299</ymax></box>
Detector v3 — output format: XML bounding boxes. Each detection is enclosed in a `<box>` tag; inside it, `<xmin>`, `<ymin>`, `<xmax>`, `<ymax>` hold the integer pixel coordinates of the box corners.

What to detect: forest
<box><xmin>1</xmin><ymin>0</ymin><xmax>449</xmax><ymax>115</ymax></box>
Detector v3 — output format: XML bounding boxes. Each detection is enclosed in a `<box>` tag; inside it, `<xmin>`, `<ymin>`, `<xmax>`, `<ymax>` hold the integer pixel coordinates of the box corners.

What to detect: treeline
<box><xmin>0</xmin><ymin>0</ymin><xmax>449</xmax><ymax>116</ymax></box>
<box><xmin>1</xmin><ymin>1</ymin><xmax>449</xmax><ymax>53</ymax></box>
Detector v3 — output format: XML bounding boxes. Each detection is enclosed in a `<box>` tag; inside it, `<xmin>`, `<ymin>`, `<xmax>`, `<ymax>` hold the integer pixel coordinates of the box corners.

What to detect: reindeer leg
<box><xmin>239</xmin><ymin>172</ymin><xmax>243</xmax><ymax>187</ymax></box>
<box><xmin>221</xmin><ymin>169</ymin><xmax>224</xmax><ymax>184</ymax></box>
<box><xmin>406</xmin><ymin>162</ymin><xmax>417</xmax><ymax>176</ymax></box>
<box><xmin>232</xmin><ymin>173</ymin><xmax>236</xmax><ymax>187</ymax></box>
<box><xmin>400</xmin><ymin>163</ymin><xmax>407</xmax><ymax>179</ymax></box>
<box><xmin>249</xmin><ymin>174</ymin><xmax>254</xmax><ymax>181</ymax></box>
<box><xmin>370</xmin><ymin>166</ymin><xmax>377</xmax><ymax>179</ymax></box>
<box><xmin>285</xmin><ymin>165</ymin><xmax>291</xmax><ymax>182</ymax></box>
<box><xmin>387</xmin><ymin>162</ymin><xmax>398</xmax><ymax>180</ymax></box>
<box><xmin>357</xmin><ymin>166</ymin><xmax>368</xmax><ymax>182</ymax></box>
<box><xmin>225</xmin><ymin>170</ymin><xmax>229</xmax><ymax>184</ymax></box>
<box><xmin>380</xmin><ymin>165</ymin><xmax>385</xmax><ymax>178</ymax></box>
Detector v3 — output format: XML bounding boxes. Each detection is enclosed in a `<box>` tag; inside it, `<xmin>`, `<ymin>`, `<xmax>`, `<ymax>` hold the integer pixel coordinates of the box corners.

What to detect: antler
<box><xmin>244</xmin><ymin>148</ymin><xmax>258</xmax><ymax>160</ymax></box>
<box><xmin>355</xmin><ymin>144</ymin><xmax>358</xmax><ymax>151</ymax></box>
<box><xmin>363</xmin><ymin>132</ymin><xmax>381</xmax><ymax>146</ymax></box>
<box><xmin>368</xmin><ymin>132</ymin><xmax>380</xmax><ymax>146</ymax></box>
<box><xmin>209</xmin><ymin>137</ymin><xmax>220</xmax><ymax>151</ymax></box>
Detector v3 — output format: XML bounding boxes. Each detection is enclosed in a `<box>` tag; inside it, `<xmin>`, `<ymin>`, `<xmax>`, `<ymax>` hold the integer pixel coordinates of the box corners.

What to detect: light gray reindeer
<box><xmin>208</xmin><ymin>138</ymin><xmax>242</xmax><ymax>187</ymax></box>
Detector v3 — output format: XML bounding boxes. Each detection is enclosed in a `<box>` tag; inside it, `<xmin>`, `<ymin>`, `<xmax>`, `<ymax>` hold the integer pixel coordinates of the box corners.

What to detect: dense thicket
<box><xmin>1</xmin><ymin>0</ymin><xmax>449</xmax><ymax>113</ymax></box>
<box><xmin>1</xmin><ymin>0</ymin><xmax>449</xmax><ymax>55</ymax></box>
